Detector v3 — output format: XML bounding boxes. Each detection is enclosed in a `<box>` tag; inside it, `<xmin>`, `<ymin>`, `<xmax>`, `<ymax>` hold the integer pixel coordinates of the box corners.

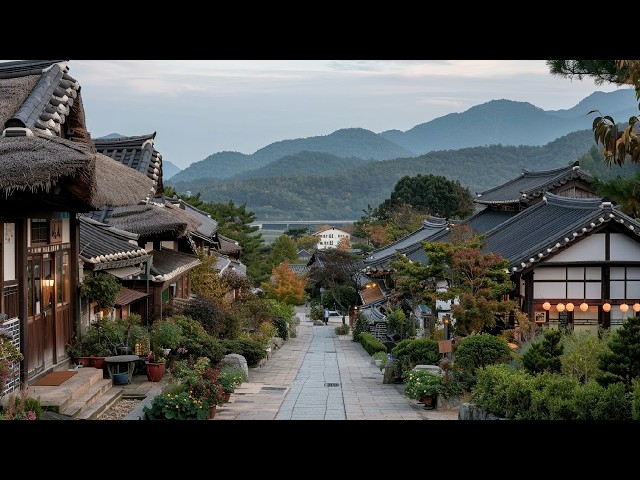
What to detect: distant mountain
<box><xmin>379</xmin><ymin>89</ymin><xmax>637</xmax><ymax>154</ymax></box>
<box><xmin>162</xmin><ymin>160</ymin><xmax>181</xmax><ymax>180</ymax></box>
<box><xmin>169</xmin><ymin>151</ymin><xmax>263</xmax><ymax>183</ymax></box>
<box><xmin>251</xmin><ymin>127</ymin><xmax>414</xmax><ymax>162</ymax></box>
<box><xmin>169</xmin><ymin>129</ymin><xmax>626</xmax><ymax>220</ymax></box>
<box><xmin>169</xmin><ymin>128</ymin><xmax>414</xmax><ymax>183</ymax></box>
<box><xmin>230</xmin><ymin>151</ymin><xmax>371</xmax><ymax>179</ymax></box>
<box><xmin>165</xmin><ymin>88</ymin><xmax>640</xmax><ymax>220</ymax></box>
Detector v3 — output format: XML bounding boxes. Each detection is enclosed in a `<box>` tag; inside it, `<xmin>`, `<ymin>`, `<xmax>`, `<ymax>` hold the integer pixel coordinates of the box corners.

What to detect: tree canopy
<box><xmin>547</xmin><ymin>60</ymin><xmax>640</xmax><ymax>166</ymax></box>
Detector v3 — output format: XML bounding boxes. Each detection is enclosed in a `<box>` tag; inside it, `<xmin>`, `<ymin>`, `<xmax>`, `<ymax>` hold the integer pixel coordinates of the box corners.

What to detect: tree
<box><xmin>520</xmin><ymin>329</ymin><xmax>564</xmax><ymax>375</ymax></box>
<box><xmin>336</xmin><ymin>236</ymin><xmax>351</xmax><ymax>251</ymax></box>
<box><xmin>296</xmin><ymin>233</ymin><xmax>319</xmax><ymax>251</ymax></box>
<box><xmin>391</xmin><ymin>225</ymin><xmax>516</xmax><ymax>336</ymax></box>
<box><xmin>308</xmin><ymin>249</ymin><xmax>361</xmax><ymax>314</ymax></box>
<box><xmin>592</xmin><ymin>173</ymin><xmax>640</xmax><ymax>218</ymax></box>
<box><xmin>190</xmin><ymin>248</ymin><xmax>231</xmax><ymax>302</ymax></box>
<box><xmin>261</xmin><ymin>261</ymin><xmax>307</xmax><ymax>305</ymax></box>
<box><xmin>547</xmin><ymin>60</ymin><xmax>640</xmax><ymax>166</ymax></box>
<box><xmin>597</xmin><ymin>315</ymin><xmax>640</xmax><ymax>390</ymax></box>
<box><xmin>376</xmin><ymin>173</ymin><xmax>475</xmax><ymax>220</ymax></box>
<box><xmin>269</xmin><ymin>234</ymin><xmax>298</xmax><ymax>266</ymax></box>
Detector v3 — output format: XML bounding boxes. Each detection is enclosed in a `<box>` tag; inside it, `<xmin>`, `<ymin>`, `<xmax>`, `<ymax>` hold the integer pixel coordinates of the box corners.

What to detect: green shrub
<box><xmin>528</xmin><ymin>373</ymin><xmax>580</xmax><ymax>420</ymax></box>
<box><xmin>453</xmin><ymin>333</ymin><xmax>512</xmax><ymax>388</ymax></box>
<box><xmin>521</xmin><ymin>329</ymin><xmax>564</xmax><ymax>375</ymax></box>
<box><xmin>181</xmin><ymin>297</ymin><xmax>229</xmax><ymax>338</ymax></box>
<box><xmin>358</xmin><ymin>332</ymin><xmax>387</xmax><ymax>356</ymax></box>
<box><xmin>391</xmin><ymin>338</ymin><xmax>440</xmax><ymax>377</ymax></box>
<box><xmin>335</xmin><ymin>324</ymin><xmax>350</xmax><ymax>336</ymax></box>
<box><xmin>351</xmin><ymin>313</ymin><xmax>370</xmax><ymax>343</ymax></box>
<box><xmin>632</xmin><ymin>378</ymin><xmax>640</xmax><ymax>420</ymax></box>
<box><xmin>220</xmin><ymin>338</ymin><xmax>267</xmax><ymax>367</ymax></box>
<box><xmin>404</xmin><ymin>369</ymin><xmax>441</xmax><ymax>400</ymax></box>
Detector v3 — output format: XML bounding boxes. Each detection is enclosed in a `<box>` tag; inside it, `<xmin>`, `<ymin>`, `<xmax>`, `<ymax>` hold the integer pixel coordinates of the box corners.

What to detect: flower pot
<box><xmin>90</xmin><ymin>356</ymin><xmax>106</xmax><ymax>370</ymax></box>
<box><xmin>421</xmin><ymin>395</ymin><xmax>437</xmax><ymax>410</ymax></box>
<box><xmin>209</xmin><ymin>405</ymin><xmax>217</xmax><ymax>419</ymax></box>
<box><xmin>145</xmin><ymin>362</ymin><xmax>165</xmax><ymax>382</ymax></box>
<box><xmin>76</xmin><ymin>356</ymin><xmax>92</xmax><ymax>368</ymax></box>
<box><xmin>223</xmin><ymin>392</ymin><xmax>231</xmax><ymax>403</ymax></box>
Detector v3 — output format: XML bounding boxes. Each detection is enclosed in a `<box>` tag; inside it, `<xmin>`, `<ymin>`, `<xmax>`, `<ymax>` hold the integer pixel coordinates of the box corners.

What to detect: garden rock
<box><xmin>220</xmin><ymin>353</ymin><xmax>249</xmax><ymax>377</ymax></box>
<box><xmin>271</xmin><ymin>337</ymin><xmax>284</xmax><ymax>349</ymax></box>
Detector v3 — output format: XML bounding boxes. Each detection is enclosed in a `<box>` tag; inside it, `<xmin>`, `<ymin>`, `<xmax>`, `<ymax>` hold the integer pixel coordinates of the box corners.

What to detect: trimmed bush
<box><xmin>359</xmin><ymin>332</ymin><xmax>387</xmax><ymax>356</ymax></box>
<box><xmin>391</xmin><ymin>338</ymin><xmax>440</xmax><ymax>377</ymax></box>
<box><xmin>220</xmin><ymin>338</ymin><xmax>267</xmax><ymax>367</ymax></box>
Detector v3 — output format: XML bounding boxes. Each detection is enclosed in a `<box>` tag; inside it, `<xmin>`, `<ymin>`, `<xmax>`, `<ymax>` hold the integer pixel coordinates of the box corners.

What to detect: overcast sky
<box><xmin>69</xmin><ymin>60</ymin><xmax>623</xmax><ymax>170</ymax></box>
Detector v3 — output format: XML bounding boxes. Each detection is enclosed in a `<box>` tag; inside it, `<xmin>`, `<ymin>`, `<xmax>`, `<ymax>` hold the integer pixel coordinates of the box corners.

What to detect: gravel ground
<box><xmin>99</xmin><ymin>399</ymin><xmax>141</xmax><ymax>420</ymax></box>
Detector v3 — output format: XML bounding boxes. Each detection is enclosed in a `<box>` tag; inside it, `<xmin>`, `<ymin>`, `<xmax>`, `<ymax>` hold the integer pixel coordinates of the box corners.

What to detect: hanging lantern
<box><xmin>603</xmin><ymin>302</ymin><xmax>611</xmax><ymax>312</ymax></box>
<box><xmin>542</xmin><ymin>301</ymin><xmax>551</xmax><ymax>311</ymax></box>
<box><xmin>556</xmin><ymin>303</ymin><xmax>565</xmax><ymax>312</ymax></box>
<box><xmin>620</xmin><ymin>303</ymin><xmax>629</xmax><ymax>313</ymax></box>
<box><xmin>633</xmin><ymin>303</ymin><xmax>640</xmax><ymax>313</ymax></box>
<box><xmin>580</xmin><ymin>302</ymin><xmax>589</xmax><ymax>312</ymax></box>
<box><xmin>566</xmin><ymin>302</ymin><xmax>574</xmax><ymax>312</ymax></box>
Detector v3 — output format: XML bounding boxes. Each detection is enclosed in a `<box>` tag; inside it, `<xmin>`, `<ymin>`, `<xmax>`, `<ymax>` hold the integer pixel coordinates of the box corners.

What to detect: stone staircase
<box><xmin>28</xmin><ymin>366</ymin><xmax>123</xmax><ymax>419</ymax></box>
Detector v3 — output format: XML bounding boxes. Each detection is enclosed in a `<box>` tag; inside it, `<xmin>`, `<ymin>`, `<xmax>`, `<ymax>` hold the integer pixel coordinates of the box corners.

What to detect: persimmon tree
<box><xmin>261</xmin><ymin>261</ymin><xmax>307</xmax><ymax>305</ymax></box>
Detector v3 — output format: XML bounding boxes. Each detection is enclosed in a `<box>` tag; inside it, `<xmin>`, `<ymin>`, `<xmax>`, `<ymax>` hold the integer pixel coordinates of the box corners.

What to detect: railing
<box><xmin>1</xmin><ymin>316</ymin><xmax>21</xmax><ymax>396</ymax></box>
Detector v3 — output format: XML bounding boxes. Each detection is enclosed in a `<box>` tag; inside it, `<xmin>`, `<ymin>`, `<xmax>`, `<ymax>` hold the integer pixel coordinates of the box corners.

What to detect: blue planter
<box><xmin>112</xmin><ymin>372</ymin><xmax>129</xmax><ymax>385</ymax></box>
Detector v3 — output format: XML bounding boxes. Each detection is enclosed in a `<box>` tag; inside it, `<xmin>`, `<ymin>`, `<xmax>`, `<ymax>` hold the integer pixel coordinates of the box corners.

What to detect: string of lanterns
<box><xmin>541</xmin><ymin>301</ymin><xmax>640</xmax><ymax>313</ymax></box>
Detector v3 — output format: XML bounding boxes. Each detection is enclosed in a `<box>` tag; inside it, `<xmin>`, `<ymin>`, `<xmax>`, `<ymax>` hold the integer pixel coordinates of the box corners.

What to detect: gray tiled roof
<box><xmin>167</xmin><ymin>199</ymin><xmax>218</xmax><ymax>238</ymax></box>
<box><xmin>404</xmin><ymin>208</ymin><xmax>518</xmax><ymax>265</ymax></box>
<box><xmin>79</xmin><ymin>216</ymin><xmax>150</xmax><ymax>270</ymax></box>
<box><xmin>363</xmin><ymin>215</ymin><xmax>448</xmax><ymax>268</ymax></box>
<box><xmin>93</xmin><ymin>133</ymin><xmax>163</xmax><ymax>195</ymax></box>
<box><xmin>148</xmin><ymin>249</ymin><xmax>200</xmax><ymax>283</ymax></box>
<box><xmin>483</xmin><ymin>192</ymin><xmax>640</xmax><ymax>272</ymax></box>
<box><xmin>1</xmin><ymin>60</ymin><xmax>80</xmax><ymax>139</ymax></box>
<box><xmin>474</xmin><ymin>163</ymin><xmax>592</xmax><ymax>205</ymax></box>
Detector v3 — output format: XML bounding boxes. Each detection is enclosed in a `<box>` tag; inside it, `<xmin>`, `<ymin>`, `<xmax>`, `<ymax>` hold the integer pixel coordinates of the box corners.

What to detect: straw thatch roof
<box><xmin>84</xmin><ymin>202</ymin><xmax>195</xmax><ymax>239</ymax></box>
<box><xmin>0</xmin><ymin>74</ymin><xmax>39</xmax><ymax>129</ymax></box>
<box><xmin>0</xmin><ymin>133</ymin><xmax>154</xmax><ymax>208</ymax></box>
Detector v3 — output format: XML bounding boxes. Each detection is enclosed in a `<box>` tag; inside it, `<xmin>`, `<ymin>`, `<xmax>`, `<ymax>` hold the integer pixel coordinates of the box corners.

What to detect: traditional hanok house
<box><xmin>80</xmin><ymin>200</ymin><xmax>202</xmax><ymax>321</ymax></box>
<box><xmin>359</xmin><ymin>162</ymin><xmax>601</xmax><ymax>334</ymax></box>
<box><xmin>78</xmin><ymin>216</ymin><xmax>151</xmax><ymax>324</ymax></box>
<box><xmin>0</xmin><ymin>60</ymin><xmax>154</xmax><ymax>388</ymax></box>
<box><xmin>86</xmin><ymin>134</ymin><xmax>248</xmax><ymax>317</ymax></box>
<box><xmin>480</xmin><ymin>192</ymin><xmax>640</xmax><ymax>334</ymax></box>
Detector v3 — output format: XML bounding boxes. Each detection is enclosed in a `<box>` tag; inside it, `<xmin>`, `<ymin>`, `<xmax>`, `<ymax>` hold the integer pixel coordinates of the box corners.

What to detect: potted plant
<box><xmin>216</xmin><ymin>365</ymin><xmax>247</xmax><ymax>402</ymax></box>
<box><xmin>150</xmin><ymin>319</ymin><xmax>183</xmax><ymax>356</ymax></box>
<box><xmin>403</xmin><ymin>368</ymin><xmax>442</xmax><ymax>409</ymax></box>
<box><xmin>145</xmin><ymin>349</ymin><xmax>167</xmax><ymax>382</ymax></box>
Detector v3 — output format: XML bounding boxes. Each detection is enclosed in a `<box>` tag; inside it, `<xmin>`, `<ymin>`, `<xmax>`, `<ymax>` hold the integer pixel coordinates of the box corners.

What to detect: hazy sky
<box><xmin>69</xmin><ymin>60</ymin><xmax>622</xmax><ymax>170</ymax></box>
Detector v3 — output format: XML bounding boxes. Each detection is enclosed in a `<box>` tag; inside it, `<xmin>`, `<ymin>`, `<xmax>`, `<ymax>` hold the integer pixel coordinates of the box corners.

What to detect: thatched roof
<box><xmin>85</xmin><ymin>202</ymin><xmax>193</xmax><ymax>238</ymax></box>
<box><xmin>0</xmin><ymin>133</ymin><xmax>154</xmax><ymax>208</ymax></box>
<box><xmin>0</xmin><ymin>74</ymin><xmax>39</xmax><ymax>129</ymax></box>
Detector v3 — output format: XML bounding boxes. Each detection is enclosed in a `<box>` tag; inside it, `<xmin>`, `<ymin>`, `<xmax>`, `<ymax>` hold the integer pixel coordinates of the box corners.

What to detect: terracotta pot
<box><xmin>90</xmin><ymin>356</ymin><xmax>106</xmax><ymax>370</ymax></box>
<box><xmin>145</xmin><ymin>362</ymin><xmax>166</xmax><ymax>382</ymax></box>
<box><xmin>421</xmin><ymin>395</ymin><xmax>437</xmax><ymax>409</ymax></box>
<box><xmin>209</xmin><ymin>405</ymin><xmax>217</xmax><ymax>419</ymax></box>
<box><xmin>223</xmin><ymin>392</ymin><xmax>231</xmax><ymax>403</ymax></box>
<box><xmin>76</xmin><ymin>357</ymin><xmax>92</xmax><ymax>368</ymax></box>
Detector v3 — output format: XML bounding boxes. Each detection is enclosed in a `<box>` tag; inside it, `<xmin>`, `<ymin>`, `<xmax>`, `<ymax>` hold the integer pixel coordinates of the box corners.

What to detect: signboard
<box><xmin>438</xmin><ymin>339</ymin><xmax>452</xmax><ymax>354</ymax></box>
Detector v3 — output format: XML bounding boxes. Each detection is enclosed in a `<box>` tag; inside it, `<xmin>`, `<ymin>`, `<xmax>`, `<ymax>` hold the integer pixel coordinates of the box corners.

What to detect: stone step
<box><xmin>75</xmin><ymin>386</ymin><xmax>123</xmax><ymax>420</ymax></box>
<box><xmin>29</xmin><ymin>367</ymin><xmax>106</xmax><ymax>414</ymax></box>
<box><xmin>59</xmin><ymin>377</ymin><xmax>115</xmax><ymax>418</ymax></box>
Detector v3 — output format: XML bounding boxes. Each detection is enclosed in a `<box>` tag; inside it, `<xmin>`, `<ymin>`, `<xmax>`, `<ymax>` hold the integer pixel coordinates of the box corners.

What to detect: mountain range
<box><xmin>161</xmin><ymin>88</ymin><xmax>639</xmax><ymax>220</ymax></box>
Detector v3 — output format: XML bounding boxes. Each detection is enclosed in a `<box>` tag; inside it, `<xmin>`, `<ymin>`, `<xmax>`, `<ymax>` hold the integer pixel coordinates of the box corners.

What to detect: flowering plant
<box><xmin>217</xmin><ymin>365</ymin><xmax>247</xmax><ymax>394</ymax></box>
<box><xmin>186</xmin><ymin>366</ymin><xmax>225</xmax><ymax>406</ymax></box>
<box><xmin>143</xmin><ymin>386</ymin><xmax>209</xmax><ymax>420</ymax></box>
<box><xmin>1</xmin><ymin>333</ymin><xmax>23</xmax><ymax>384</ymax></box>
<box><xmin>0</xmin><ymin>390</ymin><xmax>42</xmax><ymax>420</ymax></box>
<box><xmin>403</xmin><ymin>369</ymin><xmax>442</xmax><ymax>400</ymax></box>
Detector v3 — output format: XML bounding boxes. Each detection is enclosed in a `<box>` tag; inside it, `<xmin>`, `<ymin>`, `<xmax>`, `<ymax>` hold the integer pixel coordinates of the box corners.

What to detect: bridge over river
<box><xmin>249</xmin><ymin>220</ymin><xmax>356</xmax><ymax>231</ymax></box>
